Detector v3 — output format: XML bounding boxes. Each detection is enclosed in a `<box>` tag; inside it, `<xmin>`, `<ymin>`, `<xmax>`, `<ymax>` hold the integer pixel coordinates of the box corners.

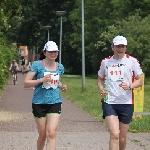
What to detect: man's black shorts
<box><xmin>32</xmin><ymin>102</ymin><xmax>62</xmax><ymax>118</ymax></box>
<box><xmin>102</xmin><ymin>102</ymin><xmax>134</xmax><ymax>124</ymax></box>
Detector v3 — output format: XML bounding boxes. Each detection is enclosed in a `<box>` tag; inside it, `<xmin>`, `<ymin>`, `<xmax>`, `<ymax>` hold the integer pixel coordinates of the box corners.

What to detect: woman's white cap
<box><xmin>43</xmin><ymin>41</ymin><xmax>59</xmax><ymax>51</ymax></box>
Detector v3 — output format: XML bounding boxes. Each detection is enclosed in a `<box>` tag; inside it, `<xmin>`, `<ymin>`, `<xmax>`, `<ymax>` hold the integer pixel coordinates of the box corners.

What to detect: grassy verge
<box><xmin>61</xmin><ymin>75</ymin><xmax>150</xmax><ymax>133</ymax></box>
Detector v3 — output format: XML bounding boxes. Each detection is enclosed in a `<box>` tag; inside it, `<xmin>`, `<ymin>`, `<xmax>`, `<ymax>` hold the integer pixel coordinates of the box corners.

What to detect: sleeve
<box><xmin>29</xmin><ymin>61</ymin><xmax>39</xmax><ymax>74</ymax></box>
<box><xmin>132</xmin><ymin>58</ymin><xmax>143</xmax><ymax>77</ymax></box>
<box><xmin>58</xmin><ymin>63</ymin><xmax>64</xmax><ymax>76</ymax></box>
<box><xmin>98</xmin><ymin>60</ymin><xmax>105</xmax><ymax>78</ymax></box>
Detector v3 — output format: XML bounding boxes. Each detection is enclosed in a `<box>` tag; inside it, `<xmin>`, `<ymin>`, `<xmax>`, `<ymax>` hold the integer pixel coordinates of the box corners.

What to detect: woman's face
<box><xmin>44</xmin><ymin>50</ymin><xmax>58</xmax><ymax>60</ymax></box>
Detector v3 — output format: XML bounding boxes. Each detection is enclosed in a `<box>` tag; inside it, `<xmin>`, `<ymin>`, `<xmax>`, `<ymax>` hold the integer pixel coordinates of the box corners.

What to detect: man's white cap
<box><xmin>113</xmin><ymin>35</ymin><xmax>127</xmax><ymax>45</ymax></box>
<box><xmin>43</xmin><ymin>41</ymin><xmax>59</xmax><ymax>51</ymax></box>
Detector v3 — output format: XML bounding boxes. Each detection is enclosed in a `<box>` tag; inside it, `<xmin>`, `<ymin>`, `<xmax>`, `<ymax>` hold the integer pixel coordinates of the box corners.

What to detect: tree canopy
<box><xmin>1</xmin><ymin>0</ymin><xmax>150</xmax><ymax>75</ymax></box>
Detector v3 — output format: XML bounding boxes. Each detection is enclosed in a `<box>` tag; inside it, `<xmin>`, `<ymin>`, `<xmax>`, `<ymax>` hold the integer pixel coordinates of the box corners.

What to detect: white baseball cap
<box><xmin>113</xmin><ymin>35</ymin><xmax>127</xmax><ymax>45</ymax></box>
<box><xmin>43</xmin><ymin>41</ymin><xmax>59</xmax><ymax>51</ymax></box>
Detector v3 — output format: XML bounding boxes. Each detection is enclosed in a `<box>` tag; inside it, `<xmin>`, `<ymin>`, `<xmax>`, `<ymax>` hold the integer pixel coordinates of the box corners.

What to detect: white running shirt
<box><xmin>98</xmin><ymin>54</ymin><xmax>143</xmax><ymax>104</ymax></box>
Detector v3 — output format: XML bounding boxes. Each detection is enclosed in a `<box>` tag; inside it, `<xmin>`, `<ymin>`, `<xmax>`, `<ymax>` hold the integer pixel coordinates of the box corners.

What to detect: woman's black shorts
<box><xmin>32</xmin><ymin>102</ymin><xmax>62</xmax><ymax>118</ymax></box>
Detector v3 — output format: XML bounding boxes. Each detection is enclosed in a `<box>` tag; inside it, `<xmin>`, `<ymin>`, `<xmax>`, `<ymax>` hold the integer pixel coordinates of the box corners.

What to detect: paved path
<box><xmin>0</xmin><ymin>73</ymin><xmax>149</xmax><ymax>150</ymax></box>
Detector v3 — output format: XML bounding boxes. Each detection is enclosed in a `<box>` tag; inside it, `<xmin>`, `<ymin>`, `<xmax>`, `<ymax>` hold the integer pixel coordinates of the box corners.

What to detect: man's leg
<box><xmin>119</xmin><ymin>122</ymin><xmax>129</xmax><ymax>150</ymax></box>
<box><xmin>105</xmin><ymin>115</ymin><xmax>120</xmax><ymax>150</ymax></box>
<box><xmin>118</xmin><ymin>104</ymin><xmax>133</xmax><ymax>150</ymax></box>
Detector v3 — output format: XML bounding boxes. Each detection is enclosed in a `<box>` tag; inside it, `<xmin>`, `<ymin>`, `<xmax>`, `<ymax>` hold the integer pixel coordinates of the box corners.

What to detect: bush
<box><xmin>0</xmin><ymin>37</ymin><xmax>19</xmax><ymax>91</ymax></box>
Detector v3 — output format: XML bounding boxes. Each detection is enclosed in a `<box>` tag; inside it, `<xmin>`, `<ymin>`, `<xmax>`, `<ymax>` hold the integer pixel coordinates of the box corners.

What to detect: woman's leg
<box><xmin>46</xmin><ymin>113</ymin><xmax>61</xmax><ymax>150</ymax></box>
<box><xmin>105</xmin><ymin>115</ymin><xmax>120</xmax><ymax>150</ymax></box>
<box><xmin>35</xmin><ymin>117</ymin><xmax>47</xmax><ymax>150</ymax></box>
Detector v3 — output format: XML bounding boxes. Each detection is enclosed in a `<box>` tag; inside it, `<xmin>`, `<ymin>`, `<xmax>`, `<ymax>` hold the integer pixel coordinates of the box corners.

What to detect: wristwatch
<box><xmin>129</xmin><ymin>84</ymin><xmax>132</xmax><ymax>90</ymax></box>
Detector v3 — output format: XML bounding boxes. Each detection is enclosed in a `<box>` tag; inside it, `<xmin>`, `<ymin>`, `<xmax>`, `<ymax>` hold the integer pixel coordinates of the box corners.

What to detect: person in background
<box><xmin>97</xmin><ymin>35</ymin><xmax>143</xmax><ymax>150</ymax></box>
<box><xmin>24</xmin><ymin>41</ymin><xmax>67</xmax><ymax>150</ymax></box>
<box><xmin>9</xmin><ymin>59</ymin><xmax>19</xmax><ymax>83</ymax></box>
<box><xmin>20</xmin><ymin>58</ymin><xmax>26</xmax><ymax>74</ymax></box>
<box><xmin>21</xmin><ymin>58</ymin><xmax>25</xmax><ymax>66</ymax></box>
<box><xmin>27</xmin><ymin>60</ymin><xmax>34</xmax><ymax>71</ymax></box>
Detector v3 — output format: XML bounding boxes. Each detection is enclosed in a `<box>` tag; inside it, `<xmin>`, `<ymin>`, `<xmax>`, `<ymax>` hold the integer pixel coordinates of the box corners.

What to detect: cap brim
<box><xmin>46</xmin><ymin>50</ymin><xmax>59</xmax><ymax>51</ymax></box>
<box><xmin>114</xmin><ymin>42</ymin><xmax>127</xmax><ymax>45</ymax></box>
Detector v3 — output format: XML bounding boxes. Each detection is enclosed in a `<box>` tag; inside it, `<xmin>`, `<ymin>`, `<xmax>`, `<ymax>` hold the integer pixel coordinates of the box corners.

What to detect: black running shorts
<box><xmin>32</xmin><ymin>102</ymin><xmax>62</xmax><ymax>118</ymax></box>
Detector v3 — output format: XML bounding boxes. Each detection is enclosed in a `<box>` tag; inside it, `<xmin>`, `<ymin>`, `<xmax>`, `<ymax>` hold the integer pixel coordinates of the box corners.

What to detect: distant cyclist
<box><xmin>9</xmin><ymin>60</ymin><xmax>19</xmax><ymax>82</ymax></box>
<box><xmin>20</xmin><ymin>58</ymin><xmax>26</xmax><ymax>74</ymax></box>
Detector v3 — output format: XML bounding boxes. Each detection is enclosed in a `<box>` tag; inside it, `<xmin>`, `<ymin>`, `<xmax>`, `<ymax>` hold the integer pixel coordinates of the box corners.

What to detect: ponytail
<box><xmin>39</xmin><ymin>50</ymin><xmax>46</xmax><ymax>60</ymax></box>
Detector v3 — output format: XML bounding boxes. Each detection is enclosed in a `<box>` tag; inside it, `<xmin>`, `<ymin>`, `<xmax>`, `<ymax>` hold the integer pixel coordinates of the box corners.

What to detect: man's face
<box><xmin>111</xmin><ymin>44</ymin><xmax>127</xmax><ymax>58</ymax></box>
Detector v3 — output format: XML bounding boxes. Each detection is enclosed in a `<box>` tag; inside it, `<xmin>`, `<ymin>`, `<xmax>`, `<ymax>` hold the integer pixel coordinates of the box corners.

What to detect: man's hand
<box><xmin>119</xmin><ymin>81</ymin><xmax>131</xmax><ymax>90</ymax></box>
<box><xmin>99</xmin><ymin>89</ymin><xmax>109</xmax><ymax>98</ymax></box>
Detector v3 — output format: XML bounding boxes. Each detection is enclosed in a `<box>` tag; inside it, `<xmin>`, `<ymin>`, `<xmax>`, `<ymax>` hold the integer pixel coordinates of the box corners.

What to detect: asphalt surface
<box><xmin>0</xmin><ymin>73</ymin><xmax>150</xmax><ymax>150</ymax></box>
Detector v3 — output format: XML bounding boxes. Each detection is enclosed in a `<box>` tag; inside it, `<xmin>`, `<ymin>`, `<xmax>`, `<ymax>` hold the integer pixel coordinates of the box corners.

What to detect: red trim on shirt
<box><xmin>132</xmin><ymin>71</ymin><xmax>135</xmax><ymax>104</ymax></box>
<box><xmin>126</xmin><ymin>54</ymin><xmax>130</xmax><ymax>58</ymax></box>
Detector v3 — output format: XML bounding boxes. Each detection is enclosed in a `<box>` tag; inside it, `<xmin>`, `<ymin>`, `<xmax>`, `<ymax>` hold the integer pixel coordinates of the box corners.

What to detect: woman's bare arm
<box><xmin>24</xmin><ymin>71</ymin><xmax>43</xmax><ymax>88</ymax></box>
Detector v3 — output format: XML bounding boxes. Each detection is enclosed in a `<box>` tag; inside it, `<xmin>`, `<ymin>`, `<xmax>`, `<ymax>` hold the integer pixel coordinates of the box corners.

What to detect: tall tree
<box><xmin>96</xmin><ymin>13</ymin><xmax>150</xmax><ymax>75</ymax></box>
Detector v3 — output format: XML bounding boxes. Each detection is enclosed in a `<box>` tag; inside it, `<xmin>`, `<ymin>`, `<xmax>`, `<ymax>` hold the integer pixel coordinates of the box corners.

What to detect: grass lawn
<box><xmin>61</xmin><ymin>75</ymin><xmax>150</xmax><ymax>133</ymax></box>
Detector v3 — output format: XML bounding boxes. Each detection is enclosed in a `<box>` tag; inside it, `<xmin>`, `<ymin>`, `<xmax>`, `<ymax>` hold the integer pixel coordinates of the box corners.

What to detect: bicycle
<box><xmin>12</xmin><ymin>71</ymin><xmax>17</xmax><ymax>85</ymax></box>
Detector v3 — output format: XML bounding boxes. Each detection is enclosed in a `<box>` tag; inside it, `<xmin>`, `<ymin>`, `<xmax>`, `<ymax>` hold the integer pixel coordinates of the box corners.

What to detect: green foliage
<box><xmin>68</xmin><ymin>0</ymin><xmax>115</xmax><ymax>74</ymax></box>
<box><xmin>67</xmin><ymin>0</ymin><xmax>150</xmax><ymax>74</ymax></box>
<box><xmin>0</xmin><ymin>35</ymin><xmax>19</xmax><ymax>90</ymax></box>
<box><xmin>0</xmin><ymin>8</ymin><xmax>8</xmax><ymax>30</ymax></box>
<box><xmin>0</xmin><ymin>0</ymin><xmax>23</xmax><ymax>55</ymax></box>
<box><xmin>16</xmin><ymin>0</ymin><xmax>73</xmax><ymax>48</ymax></box>
<box><xmin>1</xmin><ymin>0</ymin><xmax>150</xmax><ymax>75</ymax></box>
<box><xmin>96</xmin><ymin>12</ymin><xmax>150</xmax><ymax>75</ymax></box>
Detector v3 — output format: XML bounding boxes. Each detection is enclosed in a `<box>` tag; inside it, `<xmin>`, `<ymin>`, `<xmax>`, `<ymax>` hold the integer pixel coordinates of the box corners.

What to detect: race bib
<box><xmin>108</xmin><ymin>66</ymin><xmax>124</xmax><ymax>81</ymax></box>
<box><xmin>42</xmin><ymin>72</ymin><xmax>59</xmax><ymax>89</ymax></box>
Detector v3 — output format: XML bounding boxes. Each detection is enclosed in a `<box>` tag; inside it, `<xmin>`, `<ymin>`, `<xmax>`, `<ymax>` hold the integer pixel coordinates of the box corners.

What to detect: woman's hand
<box><xmin>60</xmin><ymin>84</ymin><xmax>67</xmax><ymax>92</ymax></box>
<box><xmin>42</xmin><ymin>74</ymin><xmax>51</xmax><ymax>82</ymax></box>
